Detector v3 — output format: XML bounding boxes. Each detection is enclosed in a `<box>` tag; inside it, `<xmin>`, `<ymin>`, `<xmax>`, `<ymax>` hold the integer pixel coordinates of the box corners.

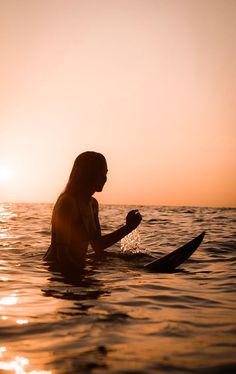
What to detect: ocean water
<box><xmin>0</xmin><ymin>203</ymin><xmax>235</xmax><ymax>374</ymax></box>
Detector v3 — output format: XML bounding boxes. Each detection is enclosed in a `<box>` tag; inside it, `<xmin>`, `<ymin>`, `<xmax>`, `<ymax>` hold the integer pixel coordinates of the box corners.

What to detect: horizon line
<box><xmin>0</xmin><ymin>201</ymin><xmax>235</xmax><ymax>210</ymax></box>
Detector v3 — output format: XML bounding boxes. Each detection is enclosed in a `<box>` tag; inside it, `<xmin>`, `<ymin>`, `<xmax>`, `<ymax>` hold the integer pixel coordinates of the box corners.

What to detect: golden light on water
<box><xmin>0</xmin><ymin>207</ymin><xmax>17</xmax><ymax>222</ymax></box>
<box><xmin>0</xmin><ymin>355</ymin><xmax>28</xmax><ymax>372</ymax></box>
<box><xmin>0</xmin><ymin>288</ymin><xmax>52</xmax><ymax>373</ymax></box>
<box><xmin>0</xmin><ymin>295</ymin><xmax>18</xmax><ymax>306</ymax></box>
<box><xmin>0</xmin><ymin>346</ymin><xmax>7</xmax><ymax>356</ymax></box>
<box><xmin>16</xmin><ymin>319</ymin><xmax>28</xmax><ymax>325</ymax></box>
<box><xmin>0</xmin><ymin>347</ymin><xmax>52</xmax><ymax>374</ymax></box>
<box><xmin>0</xmin><ymin>277</ymin><xmax>9</xmax><ymax>281</ymax></box>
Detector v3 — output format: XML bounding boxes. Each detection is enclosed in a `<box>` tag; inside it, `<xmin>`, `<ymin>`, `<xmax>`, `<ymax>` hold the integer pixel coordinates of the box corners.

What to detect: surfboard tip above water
<box><xmin>144</xmin><ymin>231</ymin><xmax>206</xmax><ymax>273</ymax></box>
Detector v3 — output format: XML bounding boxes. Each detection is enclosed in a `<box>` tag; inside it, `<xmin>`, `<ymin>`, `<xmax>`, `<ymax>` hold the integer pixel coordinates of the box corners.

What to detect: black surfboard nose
<box><xmin>145</xmin><ymin>231</ymin><xmax>206</xmax><ymax>272</ymax></box>
<box><xmin>197</xmin><ymin>231</ymin><xmax>206</xmax><ymax>242</ymax></box>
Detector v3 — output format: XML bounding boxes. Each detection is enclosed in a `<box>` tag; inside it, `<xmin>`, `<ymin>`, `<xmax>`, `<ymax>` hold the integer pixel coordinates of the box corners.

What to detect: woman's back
<box><xmin>44</xmin><ymin>193</ymin><xmax>91</xmax><ymax>267</ymax></box>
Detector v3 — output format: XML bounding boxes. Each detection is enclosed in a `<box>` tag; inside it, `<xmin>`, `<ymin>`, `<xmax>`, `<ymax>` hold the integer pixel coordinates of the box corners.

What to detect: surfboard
<box><xmin>144</xmin><ymin>231</ymin><xmax>205</xmax><ymax>272</ymax></box>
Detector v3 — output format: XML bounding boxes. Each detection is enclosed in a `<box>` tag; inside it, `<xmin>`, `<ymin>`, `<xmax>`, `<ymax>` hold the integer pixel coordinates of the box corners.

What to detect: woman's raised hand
<box><xmin>126</xmin><ymin>209</ymin><xmax>142</xmax><ymax>230</ymax></box>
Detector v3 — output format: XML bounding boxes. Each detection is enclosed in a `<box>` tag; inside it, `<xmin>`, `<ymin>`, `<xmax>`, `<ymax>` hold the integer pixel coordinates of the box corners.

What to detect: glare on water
<box><xmin>0</xmin><ymin>346</ymin><xmax>51</xmax><ymax>374</ymax></box>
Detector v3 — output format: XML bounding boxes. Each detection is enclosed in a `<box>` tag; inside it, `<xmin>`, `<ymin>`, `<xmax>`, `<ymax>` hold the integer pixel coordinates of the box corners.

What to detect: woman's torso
<box><xmin>44</xmin><ymin>193</ymin><xmax>98</xmax><ymax>268</ymax></box>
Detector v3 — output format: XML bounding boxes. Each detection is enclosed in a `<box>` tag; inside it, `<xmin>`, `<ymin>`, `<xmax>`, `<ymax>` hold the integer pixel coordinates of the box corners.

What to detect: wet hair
<box><xmin>64</xmin><ymin>151</ymin><xmax>107</xmax><ymax>194</ymax></box>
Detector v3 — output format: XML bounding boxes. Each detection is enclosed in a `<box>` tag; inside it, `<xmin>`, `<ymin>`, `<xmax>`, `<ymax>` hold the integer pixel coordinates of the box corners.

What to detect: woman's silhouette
<box><xmin>43</xmin><ymin>151</ymin><xmax>142</xmax><ymax>271</ymax></box>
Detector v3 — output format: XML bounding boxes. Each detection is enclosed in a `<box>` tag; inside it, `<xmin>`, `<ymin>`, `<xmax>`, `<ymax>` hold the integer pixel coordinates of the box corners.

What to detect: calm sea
<box><xmin>0</xmin><ymin>203</ymin><xmax>235</xmax><ymax>373</ymax></box>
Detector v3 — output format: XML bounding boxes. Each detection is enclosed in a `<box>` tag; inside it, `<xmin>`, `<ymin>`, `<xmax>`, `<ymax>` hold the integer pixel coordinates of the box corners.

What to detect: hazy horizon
<box><xmin>0</xmin><ymin>200</ymin><xmax>235</xmax><ymax>210</ymax></box>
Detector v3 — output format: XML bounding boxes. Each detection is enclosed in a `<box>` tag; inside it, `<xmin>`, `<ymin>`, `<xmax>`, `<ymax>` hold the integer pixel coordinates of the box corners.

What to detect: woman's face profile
<box><xmin>94</xmin><ymin>160</ymin><xmax>108</xmax><ymax>192</ymax></box>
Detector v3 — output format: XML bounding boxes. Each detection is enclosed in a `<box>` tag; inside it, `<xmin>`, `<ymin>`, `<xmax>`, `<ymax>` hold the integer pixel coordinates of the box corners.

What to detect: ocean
<box><xmin>0</xmin><ymin>203</ymin><xmax>235</xmax><ymax>373</ymax></box>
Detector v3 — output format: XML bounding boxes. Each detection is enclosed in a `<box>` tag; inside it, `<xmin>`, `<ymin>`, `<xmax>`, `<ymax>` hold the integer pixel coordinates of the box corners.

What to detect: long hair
<box><xmin>64</xmin><ymin>151</ymin><xmax>106</xmax><ymax>195</ymax></box>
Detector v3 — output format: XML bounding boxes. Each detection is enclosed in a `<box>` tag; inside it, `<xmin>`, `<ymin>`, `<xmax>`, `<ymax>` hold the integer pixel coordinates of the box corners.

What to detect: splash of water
<box><xmin>121</xmin><ymin>229</ymin><xmax>141</xmax><ymax>253</ymax></box>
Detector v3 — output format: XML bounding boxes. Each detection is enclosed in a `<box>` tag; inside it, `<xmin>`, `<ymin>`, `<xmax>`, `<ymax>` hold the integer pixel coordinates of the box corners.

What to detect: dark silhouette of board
<box><xmin>144</xmin><ymin>232</ymin><xmax>205</xmax><ymax>272</ymax></box>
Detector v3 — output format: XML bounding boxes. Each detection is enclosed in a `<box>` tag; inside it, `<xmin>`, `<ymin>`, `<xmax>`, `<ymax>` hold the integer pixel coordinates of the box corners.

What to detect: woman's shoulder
<box><xmin>91</xmin><ymin>197</ymin><xmax>99</xmax><ymax>210</ymax></box>
<box><xmin>54</xmin><ymin>193</ymin><xmax>77</xmax><ymax>215</ymax></box>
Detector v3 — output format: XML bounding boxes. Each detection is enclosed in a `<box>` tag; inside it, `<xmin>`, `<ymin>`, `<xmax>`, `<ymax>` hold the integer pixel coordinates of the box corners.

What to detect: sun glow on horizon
<box><xmin>0</xmin><ymin>166</ymin><xmax>12</xmax><ymax>182</ymax></box>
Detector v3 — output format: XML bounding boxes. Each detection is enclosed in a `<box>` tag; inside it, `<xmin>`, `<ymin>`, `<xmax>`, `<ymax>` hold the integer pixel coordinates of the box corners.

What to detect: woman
<box><xmin>44</xmin><ymin>151</ymin><xmax>142</xmax><ymax>271</ymax></box>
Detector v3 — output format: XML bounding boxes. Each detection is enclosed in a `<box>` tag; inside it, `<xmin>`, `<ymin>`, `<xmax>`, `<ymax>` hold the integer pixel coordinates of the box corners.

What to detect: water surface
<box><xmin>0</xmin><ymin>203</ymin><xmax>235</xmax><ymax>373</ymax></box>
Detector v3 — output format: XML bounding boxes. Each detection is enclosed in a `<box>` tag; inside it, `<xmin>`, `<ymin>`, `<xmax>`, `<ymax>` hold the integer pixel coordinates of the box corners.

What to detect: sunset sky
<box><xmin>0</xmin><ymin>0</ymin><xmax>235</xmax><ymax>207</ymax></box>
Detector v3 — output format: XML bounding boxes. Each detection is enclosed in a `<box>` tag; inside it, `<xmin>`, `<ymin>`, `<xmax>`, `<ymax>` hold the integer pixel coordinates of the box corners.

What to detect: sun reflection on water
<box><xmin>0</xmin><ymin>207</ymin><xmax>17</xmax><ymax>221</ymax></box>
<box><xmin>0</xmin><ymin>206</ymin><xmax>17</xmax><ymax>243</ymax></box>
<box><xmin>0</xmin><ymin>277</ymin><xmax>9</xmax><ymax>281</ymax></box>
<box><xmin>0</xmin><ymin>347</ymin><xmax>52</xmax><ymax>374</ymax></box>
<box><xmin>16</xmin><ymin>319</ymin><xmax>28</xmax><ymax>325</ymax></box>
<box><xmin>0</xmin><ymin>294</ymin><xmax>18</xmax><ymax>306</ymax></box>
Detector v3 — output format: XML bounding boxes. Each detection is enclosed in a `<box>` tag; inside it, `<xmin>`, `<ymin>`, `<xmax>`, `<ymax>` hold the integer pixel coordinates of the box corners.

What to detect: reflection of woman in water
<box><xmin>44</xmin><ymin>151</ymin><xmax>142</xmax><ymax>271</ymax></box>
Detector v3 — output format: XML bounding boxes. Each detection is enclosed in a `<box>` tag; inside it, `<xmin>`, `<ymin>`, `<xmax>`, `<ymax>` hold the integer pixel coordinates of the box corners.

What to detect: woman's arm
<box><xmin>90</xmin><ymin>199</ymin><xmax>142</xmax><ymax>254</ymax></box>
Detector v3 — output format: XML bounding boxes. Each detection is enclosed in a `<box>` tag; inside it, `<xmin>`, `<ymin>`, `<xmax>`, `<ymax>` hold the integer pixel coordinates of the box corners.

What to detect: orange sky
<box><xmin>0</xmin><ymin>0</ymin><xmax>235</xmax><ymax>207</ymax></box>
